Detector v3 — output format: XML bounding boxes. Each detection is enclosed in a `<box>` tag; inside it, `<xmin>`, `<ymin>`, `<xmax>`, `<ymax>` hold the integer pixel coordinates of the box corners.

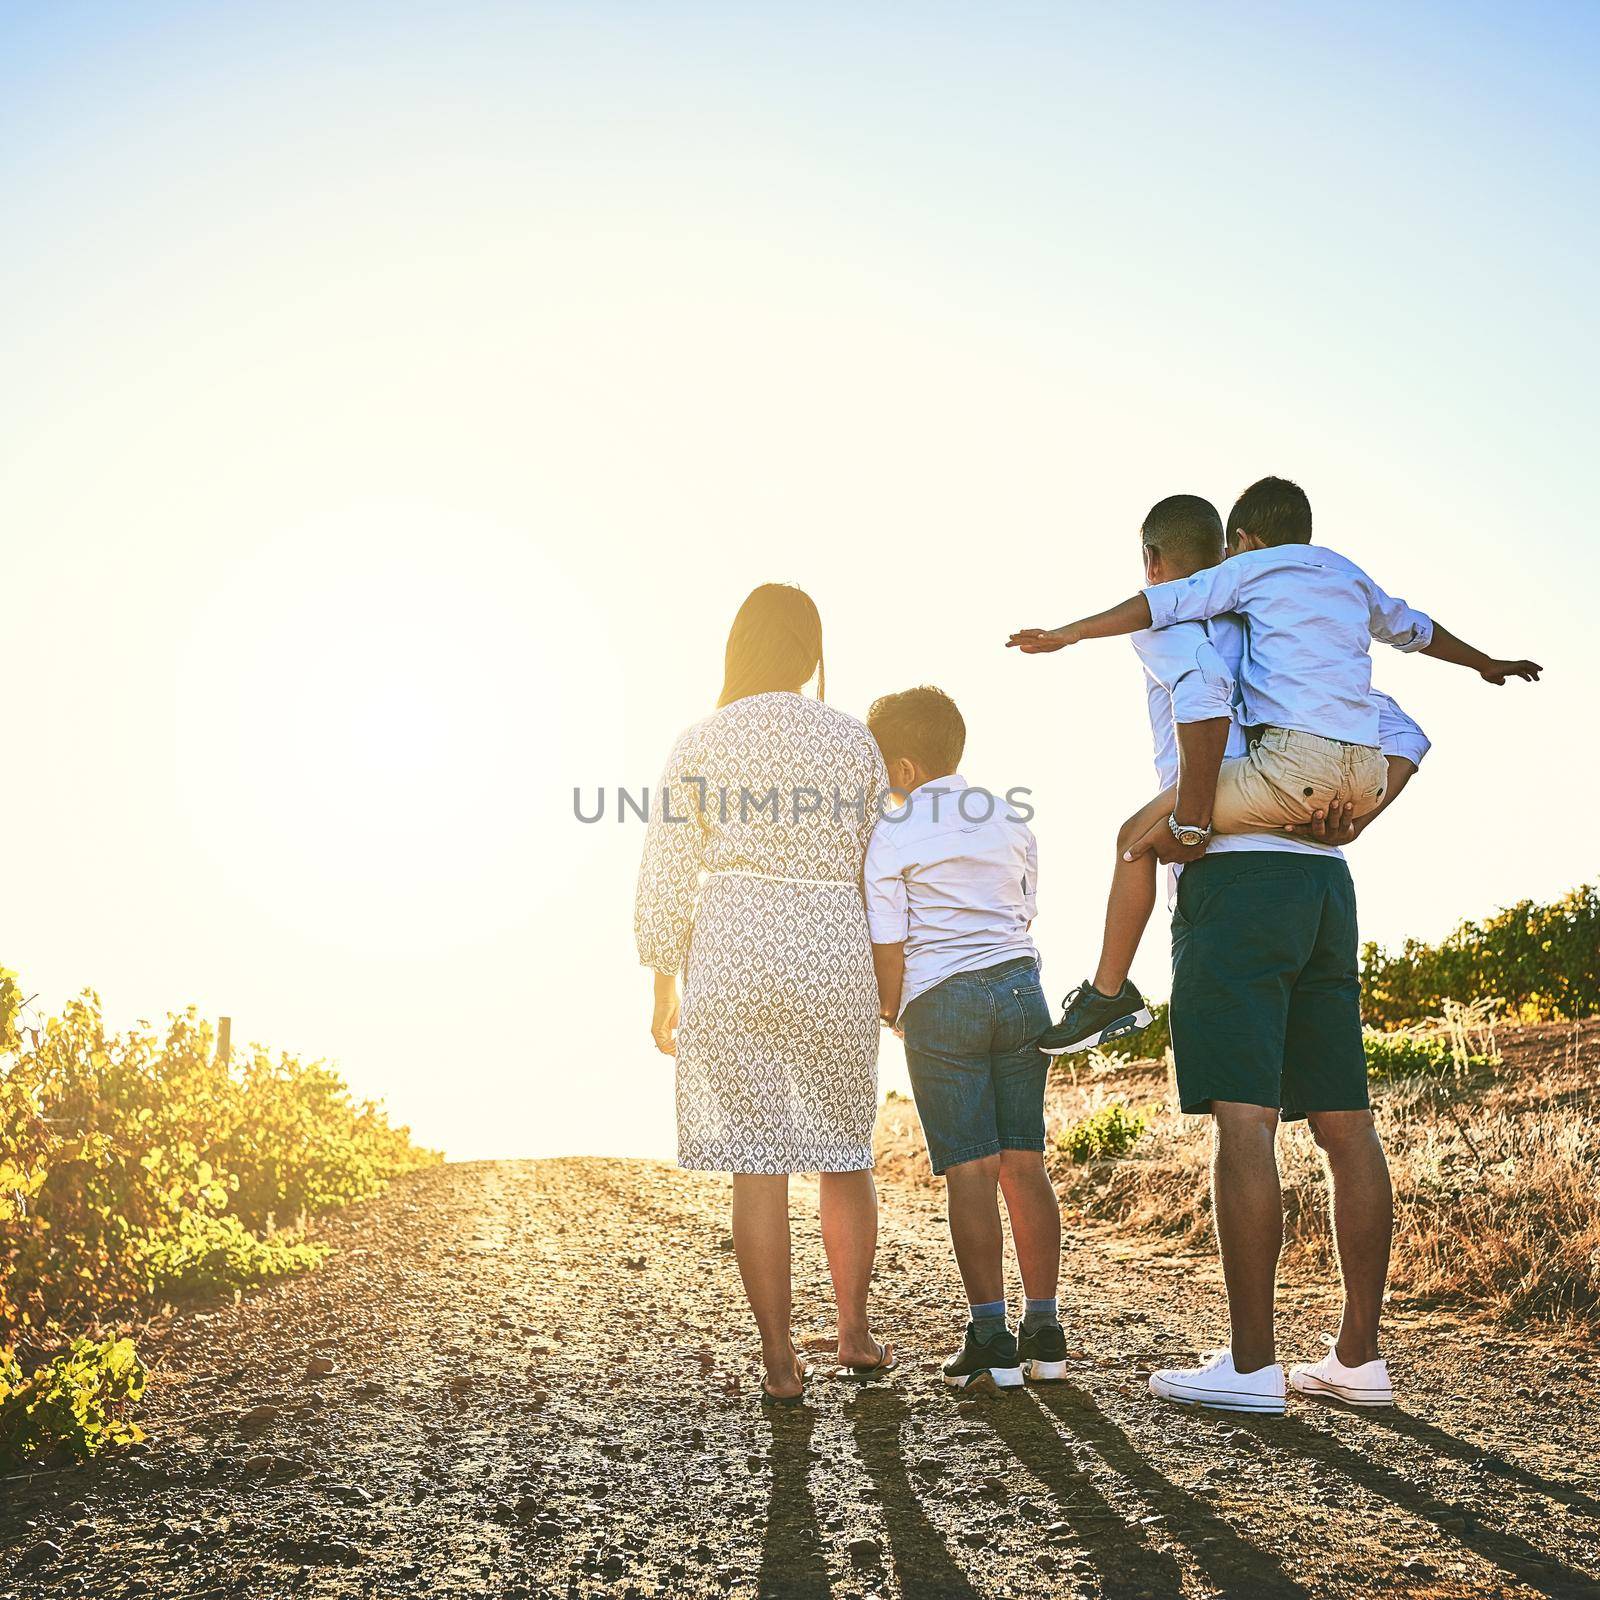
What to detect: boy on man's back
<box><xmin>1009</xmin><ymin>475</ymin><xmax>1539</xmax><ymax>1057</ymax></box>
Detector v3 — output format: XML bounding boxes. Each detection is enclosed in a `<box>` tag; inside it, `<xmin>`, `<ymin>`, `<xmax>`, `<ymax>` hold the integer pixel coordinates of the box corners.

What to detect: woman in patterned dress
<box><xmin>635</xmin><ymin>584</ymin><xmax>892</xmax><ymax>1403</ymax></box>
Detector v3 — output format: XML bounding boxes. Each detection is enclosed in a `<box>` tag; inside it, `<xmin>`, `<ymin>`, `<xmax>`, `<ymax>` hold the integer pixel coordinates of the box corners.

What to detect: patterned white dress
<box><xmin>634</xmin><ymin>692</ymin><xmax>888</xmax><ymax>1174</ymax></box>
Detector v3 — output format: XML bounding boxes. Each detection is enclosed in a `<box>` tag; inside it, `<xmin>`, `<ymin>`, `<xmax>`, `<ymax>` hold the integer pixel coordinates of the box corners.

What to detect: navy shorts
<box><xmin>900</xmin><ymin>957</ymin><xmax>1051</xmax><ymax>1175</ymax></box>
<box><xmin>1170</xmin><ymin>851</ymin><xmax>1367</xmax><ymax>1120</ymax></box>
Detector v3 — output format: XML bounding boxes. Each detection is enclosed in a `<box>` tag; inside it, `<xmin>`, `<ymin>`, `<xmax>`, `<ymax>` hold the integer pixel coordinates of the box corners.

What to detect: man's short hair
<box><xmin>1141</xmin><ymin>495</ymin><xmax>1224</xmax><ymax>568</ymax></box>
<box><xmin>867</xmin><ymin>685</ymin><xmax>966</xmax><ymax>775</ymax></box>
<box><xmin>1227</xmin><ymin>476</ymin><xmax>1312</xmax><ymax>547</ymax></box>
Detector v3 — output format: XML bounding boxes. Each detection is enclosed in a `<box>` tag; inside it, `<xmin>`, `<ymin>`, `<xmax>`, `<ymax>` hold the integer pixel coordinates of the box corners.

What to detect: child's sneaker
<box><xmin>1288</xmin><ymin>1337</ymin><xmax>1394</xmax><ymax>1407</ymax></box>
<box><xmin>1017</xmin><ymin>1321</ymin><xmax>1069</xmax><ymax>1382</ymax></box>
<box><xmin>1038</xmin><ymin>979</ymin><xmax>1153</xmax><ymax>1056</ymax></box>
<box><xmin>941</xmin><ymin>1324</ymin><xmax>1024</xmax><ymax>1390</ymax></box>
<box><xmin>1148</xmin><ymin>1349</ymin><xmax>1286</xmax><ymax>1414</ymax></box>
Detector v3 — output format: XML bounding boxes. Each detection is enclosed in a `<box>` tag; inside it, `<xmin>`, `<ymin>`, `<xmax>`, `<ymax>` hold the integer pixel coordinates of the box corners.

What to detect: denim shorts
<box><xmin>900</xmin><ymin>957</ymin><xmax>1051</xmax><ymax>1175</ymax></box>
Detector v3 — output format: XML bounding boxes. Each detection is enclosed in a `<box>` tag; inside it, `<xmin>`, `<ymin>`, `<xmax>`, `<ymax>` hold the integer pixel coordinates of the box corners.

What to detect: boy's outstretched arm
<box><xmin>1419</xmin><ymin>623</ymin><xmax>1542</xmax><ymax>685</ymax></box>
<box><xmin>1007</xmin><ymin>593</ymin><xmax>1154</xmax><ymax>653</ymax></box>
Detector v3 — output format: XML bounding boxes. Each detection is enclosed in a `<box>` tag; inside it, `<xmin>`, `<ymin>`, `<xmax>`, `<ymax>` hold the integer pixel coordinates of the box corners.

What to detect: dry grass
<box><xmin>1380</xmin><ymin>1018</ymin><xmax>1600</xmax><ymax>1330</ymax></box>
<box><xmin>873</xmin><ymin>1015</ymin><xmax>1600</xmax><ymax>1341</ymax></box>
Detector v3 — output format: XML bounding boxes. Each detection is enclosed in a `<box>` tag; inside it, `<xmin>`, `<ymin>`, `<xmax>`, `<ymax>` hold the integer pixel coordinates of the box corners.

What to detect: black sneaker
<box><xmin>941</xmin><ymin>1324</ymin><xmax>1024</xmax><ymax>1391</ymax></box>
<box><xmin>1017</xmin><ymin>1321</ymin><xmax>1069</xmax><ymax>1383</ymax></box>
<box><xmin>1038</xmin><ymin>979</ymin><xmax>1153</xmax><ymax>1057</ymax></box>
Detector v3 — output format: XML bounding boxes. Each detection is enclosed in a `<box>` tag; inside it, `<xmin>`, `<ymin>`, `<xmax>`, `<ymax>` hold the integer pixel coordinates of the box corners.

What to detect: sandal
<box><xmin>759</xmin><ymin>1343</ymin><xmax>809</xmax><ymax>1408</ymax></box>
<box><xmin>836</xmin><ymin>1339</ymin><xmax>898</xmax><ymax>1380</ymax></box>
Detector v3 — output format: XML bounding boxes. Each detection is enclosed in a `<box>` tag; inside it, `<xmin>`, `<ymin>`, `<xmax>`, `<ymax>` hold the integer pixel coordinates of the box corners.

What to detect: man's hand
<box><xmin>1480</xmin><ymin>658</ymin><xmax>1542</xmax><ymax>686</ymax></box>
<box><xmin>650</xmin><ymin>976</ymin><xmax>680</xmax><ymax>1056</ymax></box>
<box><xmin>1006</xmin><ymin>626</ymin><xmax>1078</xmax><ymax>653</ymax></box>
<box><xmin>1284</xmin><ymin>755</ymin><xmax>1420</xmax><ymax>848</ymax></box>
<box><xmin>1283</xmin><ymin>799</ymin><xmax>1361</xmax><ymax>846</ymax></box>
<box><xmin>1123</xmin><ymin>812</ymin><xmax>1209</xmax><ymax>865</ymax></box>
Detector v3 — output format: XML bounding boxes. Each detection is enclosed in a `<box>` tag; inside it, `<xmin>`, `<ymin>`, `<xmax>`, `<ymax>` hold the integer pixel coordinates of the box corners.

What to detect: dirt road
<box><xmin>3</xmin><ymin>1158</ymin><xmax>1598</xmax><ymax>1599</ymax></box>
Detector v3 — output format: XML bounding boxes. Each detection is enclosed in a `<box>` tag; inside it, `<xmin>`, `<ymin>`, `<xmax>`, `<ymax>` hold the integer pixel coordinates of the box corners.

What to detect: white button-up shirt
<box><xmin>865</xmin><ymin>774</ymin><xmax>1039</xmax><ymax>1019</ymax></box>
<box><xmin>1138</xmin><ymin>614</ymin><xmax>1431</xmax><ymax>892</ymax></box>
<box><xmin>1143</xmin><ymin>543</ymin><xmax>1434</xmax><ymax>747</ymax></box>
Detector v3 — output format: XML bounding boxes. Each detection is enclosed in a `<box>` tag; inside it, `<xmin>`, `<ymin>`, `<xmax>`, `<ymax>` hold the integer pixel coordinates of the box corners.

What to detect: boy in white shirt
<box><xmin>1008</xmin><ymin>476</ymin><xmax>1540</xmax><ymax>1056</ymax></box>
<box><xmin>864</xmin><ymin>686</ymin><xmax>1066</xmax><ymax>1391</ymax></box>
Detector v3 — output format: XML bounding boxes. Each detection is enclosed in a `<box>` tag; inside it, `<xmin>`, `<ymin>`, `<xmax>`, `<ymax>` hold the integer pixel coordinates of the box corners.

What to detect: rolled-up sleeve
<box><xmin>1133</xmin><ymin>625</ymin><xmax>1235</xmax><ymax>724</ymax></box>
<box><xmin>1372</xmin><ymin>689</ymin><xmax>1432</xmax><ymax>767</ymax></box>
<box><xmin>1367</xmin><ymin>580</ymin><xmax>1434</xmax><ymax>653</ymax></box>
<box><xmin>863</xmin><ymin>823</ymin><xmax>908</xmax><ymax>944</ymax></box>
<box><xmin>1173</xmin><ymin>634</ymin><xmax>1237</xmax><ymax>724</ymax></box>
<box><xmin>1144</xmin><ymin>562</ymin><xmax>1243</xmax><ymax>630</ymax></box>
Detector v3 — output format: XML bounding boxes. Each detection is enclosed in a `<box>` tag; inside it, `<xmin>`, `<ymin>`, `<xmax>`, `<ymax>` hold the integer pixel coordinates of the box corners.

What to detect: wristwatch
<box><xmin>1168</xmin><ymin>814</ymin><xmax>1213</xmax><ymax>850</ymax></box>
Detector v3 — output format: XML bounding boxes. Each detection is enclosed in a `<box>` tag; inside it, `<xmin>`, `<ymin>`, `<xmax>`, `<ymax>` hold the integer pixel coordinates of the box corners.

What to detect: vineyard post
<box><xmin>217</xmin><ymin>1015</ymin><xmax>231</xmax><ymax>1067</ymax></box>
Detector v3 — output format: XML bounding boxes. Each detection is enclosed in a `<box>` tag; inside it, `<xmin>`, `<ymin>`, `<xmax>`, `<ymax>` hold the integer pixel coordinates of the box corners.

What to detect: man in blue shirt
<box><xmin>1021</xmin><ymin>490</ymin><xmax>1434</xmax><ymax>1413</ymax></box>
<box><xmin>1011</xmin><ymin>479</ymin><xmax>1535</xmax><ymax>1063</ymax></box>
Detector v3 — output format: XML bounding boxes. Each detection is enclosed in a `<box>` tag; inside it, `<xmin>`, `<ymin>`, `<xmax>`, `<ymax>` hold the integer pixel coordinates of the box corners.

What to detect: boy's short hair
<box><xmin>1228</xmin><ymin>476</ymin><xmax>1313</xmax><ymax>547</ymax></box>
<box><xmin>1141</xmin><ymin>495</ymin><xmax>1224</xmax><ymax>568</ymax></box>
<box><xmin>867</xmin><ymin>686</ymin><xmax>966</xmax><ymax>775</ymax></box>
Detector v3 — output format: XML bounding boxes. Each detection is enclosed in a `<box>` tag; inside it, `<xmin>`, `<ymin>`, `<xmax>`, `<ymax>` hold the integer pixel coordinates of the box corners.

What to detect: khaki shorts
<box><xmin>1213</xmin><ymin>726</ymin><xmax>1388</xmax><ymax>834</ymax></box>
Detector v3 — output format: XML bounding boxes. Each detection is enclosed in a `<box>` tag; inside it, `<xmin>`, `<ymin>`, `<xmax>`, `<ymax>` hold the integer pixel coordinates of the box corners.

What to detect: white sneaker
<box><xmin>1149</xmin><ymin>1348</ymin><xmax>1286</xmax><ymax>1414</ymax></box>
<box><xmin>1288</xmin><ymin>1336</ymin><xmax>1395</xmax><ymax>1407</ymax></box>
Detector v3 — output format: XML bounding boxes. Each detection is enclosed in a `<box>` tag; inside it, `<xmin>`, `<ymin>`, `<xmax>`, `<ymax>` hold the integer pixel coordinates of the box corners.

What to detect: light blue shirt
<box><xmin>1139</xmin><ymin>614</ymin><xmax>1432</xmax><ymax>888</ymax></box>
<box><xmin>1144</xmin><ymin>543</ymin><xmax>1434</xmax><ymax>746</ymax></box>
<box><xmin>864</xmin><ymin>774</ymin><xmax>1039</xmax><ymax>1019</ymax></box>
<box><xmin>1132</xmin><ymin>621</ymin><xmax>1236</xmax><ymax>790</ymax></box>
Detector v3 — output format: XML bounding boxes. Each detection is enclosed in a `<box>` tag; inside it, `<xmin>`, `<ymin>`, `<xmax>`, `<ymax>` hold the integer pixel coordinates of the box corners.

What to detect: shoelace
<box><xmin>1317</xmin><ymin>1333</ymin><xmax>1377</xmax><ymax>1372</ymax></box>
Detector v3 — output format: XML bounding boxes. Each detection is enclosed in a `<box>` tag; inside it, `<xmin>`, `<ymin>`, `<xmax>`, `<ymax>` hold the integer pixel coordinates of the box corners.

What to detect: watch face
<box><xmin>1168</xmin><ymin>815</ymin><xmax>1207</xmax><ymax>848</ymax></box>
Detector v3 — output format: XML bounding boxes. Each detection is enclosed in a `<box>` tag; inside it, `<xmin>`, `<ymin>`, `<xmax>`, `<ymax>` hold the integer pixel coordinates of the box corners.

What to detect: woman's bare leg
<box><xmin>1091</xmin><ymin>787</ymin><xmax>1175</xmax><ymax>995</ymax></box>
<box><xmin>732</xmin><ymin>1173</ymin><xmax>801</xmax><ymax>1396</ymax></box>
<box><xmin>818</xmin><ymin>1169</ymin><xmax>882</xmax><ymax>1367</ymax></box>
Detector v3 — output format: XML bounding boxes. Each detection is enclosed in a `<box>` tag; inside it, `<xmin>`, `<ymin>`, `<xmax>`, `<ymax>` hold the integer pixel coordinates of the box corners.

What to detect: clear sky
<box><xmin>3</xmin><ymin>2</ymin><xmax>1595</xmax><ymax>1160</ymax></box>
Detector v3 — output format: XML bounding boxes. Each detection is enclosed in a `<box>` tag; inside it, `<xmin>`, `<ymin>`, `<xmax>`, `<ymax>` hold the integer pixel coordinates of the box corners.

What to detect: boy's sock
<box><xmin>968</xmin><ymin>1299</ymin><xmax>1008</xmax><ymax>1342</ymax></box>
<box><xmin>1022</xmin><ymin>1297</ymin><xmax>1059</xmax><ymax>1333</ymax></box>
